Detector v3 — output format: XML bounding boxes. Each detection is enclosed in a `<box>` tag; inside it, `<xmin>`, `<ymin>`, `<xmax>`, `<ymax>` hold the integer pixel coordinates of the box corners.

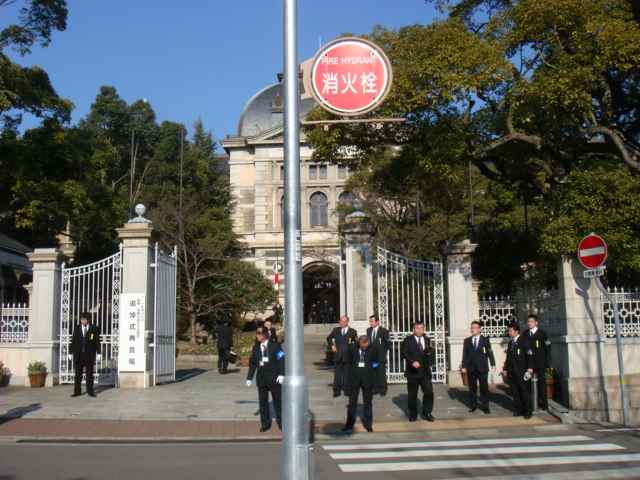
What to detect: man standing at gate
<box><xmin>461</xmin><ymin>320</ymin><xmax>496</xmax><ymax>414</ymax></box>
<box><xmin>401</xmin><ymin>322</ymin><xmax>435</xmax><ymax>422</ymax></box>
<box><xmin>69</xmin><ymin>312</ymin><xmax>100</xmax><ymax>398</ymax></box>
<box><xmin>327</xmin><ymin>315</ymin><xmax>358</xmax><ymax>397</ymax></box>
<box><xmin>524</xmin><ymin>314</ymin><xmax>552</xmax><ymax>410</ymax></box>
<box><xmin>502</xmin><ymin>322</ymin><xmax>533</xmax><ymax>419</ymax></box>
<box><xmin>216</xmin><ymin>319</ymin><xmax>233</xmax><ymax>374</ymax></box>
<box><xmin>343</xmin><ymin>335</ymin><xmax>380</xmax><ymax>432</ymax></box>
<box><xmin>366</xmin><ymin>314</ymin><xmax>390</xmax><ymax>396</ymax></box>
<box><xmin>246</xmin><ymin>326</ymin><xmax>284</xmax><ymax>432</ymax></box>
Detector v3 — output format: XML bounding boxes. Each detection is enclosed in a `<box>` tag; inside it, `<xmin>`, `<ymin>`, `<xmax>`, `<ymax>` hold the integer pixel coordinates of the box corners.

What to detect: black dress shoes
<box><xmin>482</xmin><ymin>407</ymin><xmax>491</xmax><ymax>415</ymax></box>
<box><xmin>341</xmin><ymin>425</ymin><xmax>353</xmax><ymax>432</ymax></box>
<box><xmin>88</xmin><ymin>392</ymin><xmax>96</xmax><ymax>398</ymax></box>
<box><xmin>260</xmin><ymin>424</ymin><xmax>272</xmax><ymax>432</ymax></box>
<box><xmin>408</xmin><ymin>416</ymin><xmax>417</xmax><ymax>422</ymax></box>
<box><xmin>333</xmin><ymin>392</ymin><xmax>341</xmax><ymax>398</ymax></box>
<box><xmin>469</xmin><ymin>406</ymin><xmax>477</xmax><ymax>413</ymax></box>
<box><xmin>365</xmin><ymin>426</ymin><xmax>373</xmax><ymax>433</ymax></box>
<box><xmin>422</xmin><ymin>413</ymin><xmax>435</xmax><ymax>422</ymax></box>
<box><xmin>71</xmin><ymin>392</ymin><xmax>81</xmax><ymax>398</ymax></box>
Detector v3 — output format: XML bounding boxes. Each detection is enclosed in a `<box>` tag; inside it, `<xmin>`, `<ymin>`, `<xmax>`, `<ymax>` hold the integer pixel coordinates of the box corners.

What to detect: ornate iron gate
<box><xmin>59</xmin><ymin>248</ymin><xmax>122</xmax><ymax>385</ymax></box>
<box><xmin>377</xmin><ymin>246</ymin><xmax>446</xmax><ymax>383</ymax></box>
<box><xmin>152</xmin><ymin>244</ymin><xmax>177</xmax><ymax>385</ymax></box>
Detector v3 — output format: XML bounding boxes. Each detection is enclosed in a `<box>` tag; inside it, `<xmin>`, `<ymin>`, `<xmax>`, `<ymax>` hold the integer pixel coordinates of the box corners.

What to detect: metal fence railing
<box><xmin>0</xmin><ymin>303</ymin><xmax>30</xmax><ymax>343</ymax></box>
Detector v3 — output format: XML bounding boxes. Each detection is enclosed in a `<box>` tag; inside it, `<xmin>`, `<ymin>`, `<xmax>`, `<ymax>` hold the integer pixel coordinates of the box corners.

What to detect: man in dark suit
<box><xmin>343</xmin><ymin>335</ymin><xmax>381</xmax><ymax>432</ymax></box>
<box><xmin>461</xmin><ymin>320</ymin><xmax>496</xmax><ymax>414</ymax></box>
<box><xmin>401</xmin><ymin>322</ymin><xmax>435</xmax><ymax>422</ymax></box>
<box><xmin>216</xmin><ymin>319</ymin><xmax>233</xmax><ymax>374</ymax></box>
<box><xmin>523</xmin><ymin>314</ymin><xmax>552</xmax><ymax>410</ymax></box>
<box><xmin>366</xmin><ymin>314</ymin><xmax>390</xmax><ymax>396</ymax></box>
<box><xmin>69</xmin><ymin>312</ymin><xmax>100</xmax><ymax>398</ymax></box>
<box><xmin>246</xmin><ymin>326</ymin><xmax>285</xmax><ymax>432</ymax></box>
<box><xmin>326</xmin><ymin>315</ymin><xmax>358</xmax><ymax>397</ymax></box>
<box><xmin>502</xmin><ymin>322</ymin><xmax>533</xmax><ymax>419</ymax></box>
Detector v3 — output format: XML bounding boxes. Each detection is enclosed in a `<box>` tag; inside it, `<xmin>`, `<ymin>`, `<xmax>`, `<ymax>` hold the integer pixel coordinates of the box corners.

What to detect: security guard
<box><xmin>246</xmin><ymin>326</ymin><xmax>284</xmax><ymax>432</ymax></box>
<box><xmin>327</xmin><ymin>315</ymin><xmax>358</xmax><ymax>397</ymax></box>
<box><xmin>366</xmin><ymin>314</ymin><xmax>390</xmax><ymax>396</ymax></box>
<box><xmin>502</xmin><ymin>322</ymin><xmax>533</xmax><ymax>419</ymax></box>
<box><xmin>523</xmin><ymin>314</ymin><xmax>551</xmax><ymax>410</ymax></box>
<box><xmin>343</xmin><ymin>335</ymin><xmax>380</xmax><ymax>432</ymax></box>
<box><xmin>461</xmin><ymin>320</ymin><xmax>496</xmax><ymax>414</ymax></box>
<box><xmin>401</xmin><ymin>322</ymin><xmax>435</xmax><ymax>422</ymax></box>
<box><xmin>69</xmin><ymin>312</ymin><xmax>101</xmax><ymax>398</ymax></box>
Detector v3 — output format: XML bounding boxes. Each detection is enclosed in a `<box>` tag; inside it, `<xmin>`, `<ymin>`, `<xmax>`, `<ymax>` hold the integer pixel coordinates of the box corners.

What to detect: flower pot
<box><xmin>546</xmin><ymin>379</ymin><xmax>555</xmax><ymax>400</ymax></box>
<box><xmin>29</xmin><ymin>372</ymin><xmax>47</xmax><ymax>388</ymax></box>
<box><xmin>239</xmin><ymin>356</ymin><xmax>250</xmax><ymax>367</ymax></box>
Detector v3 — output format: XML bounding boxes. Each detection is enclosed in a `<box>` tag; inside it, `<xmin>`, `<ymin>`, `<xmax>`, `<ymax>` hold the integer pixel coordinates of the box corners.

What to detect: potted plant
<box><xmin>28</xmin><ymin>361</ymin><xmax>47</xmax><ymax>388</ymax></box>
<box><xmin>545</xmin><ymin>367</ymin><xmax>557</xmax><ymax>400</ymax></box>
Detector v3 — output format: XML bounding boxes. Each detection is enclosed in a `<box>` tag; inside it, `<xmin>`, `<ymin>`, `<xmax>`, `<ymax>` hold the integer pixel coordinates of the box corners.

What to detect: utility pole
<box><xmin>282</xmin><ymin>0</ymin><xmax>312</xmax><ymax>479</ymax></box>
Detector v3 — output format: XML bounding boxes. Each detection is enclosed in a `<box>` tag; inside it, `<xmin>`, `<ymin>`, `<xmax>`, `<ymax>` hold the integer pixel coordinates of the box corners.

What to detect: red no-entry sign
<box><xmin>310</xmin><ymin>37</ymin><xmax>393</xmax><ymax>116</ymax></box>
<box><xmin>577</xmin><ymin>233</ymin><xmax>608</xmax><ymax>270</ymax></box>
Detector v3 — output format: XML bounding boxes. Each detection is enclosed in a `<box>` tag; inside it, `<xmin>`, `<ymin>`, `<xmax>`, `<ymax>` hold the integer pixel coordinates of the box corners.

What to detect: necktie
<box><xmin>262</xmin><ymin>344</ymin><xmax>267</xmax><ymax>357</ymax></box>
<box><xmin>418</xmin><ymin>337</ymin><xmax>423</xmax><ymax>351</ymax></box>
<box><xmin>372</xmin><ymin>329</ymin><xmax>376</xmax><ymax>341</ymax></box>
<box><xmin>360</xmin><ymin>350</ymin><xmax>364</xmax><ymax>363</ymax></box>
<box><xmin>474</xmin><ymin>337</ymin><xmax>478</xmax><ymax>349</ymax></box>
<box><xmin>342</xmin><ymin>328</ymin><xmax>346</xmax><ymax>336</ymax></box>
<box><xmin>83</xmin><ymin>326</ymin><xmax>87</xmax><ymax>336</ymax></box>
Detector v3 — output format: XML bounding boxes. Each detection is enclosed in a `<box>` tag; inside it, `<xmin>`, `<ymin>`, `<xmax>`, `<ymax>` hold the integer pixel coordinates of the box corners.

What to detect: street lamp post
<box><xmin>282</xmin><ymin>0</ymin><xmax>312</xmax><ymax>479</ymax></box>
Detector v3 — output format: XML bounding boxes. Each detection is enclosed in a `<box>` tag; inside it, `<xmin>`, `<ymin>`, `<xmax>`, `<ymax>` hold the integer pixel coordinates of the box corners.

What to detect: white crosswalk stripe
<box><xmin>321</xmin><ymin>434</ymin><xmax>640</xmax><ymax>475</ymax></box>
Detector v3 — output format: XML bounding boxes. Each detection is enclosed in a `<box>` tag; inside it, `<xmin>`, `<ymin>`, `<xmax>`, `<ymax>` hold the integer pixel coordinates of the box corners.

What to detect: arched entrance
<box><xmin>303</xmin><ymin>262</ymin><xmax>339</xmax><ymax>324</ymax></box>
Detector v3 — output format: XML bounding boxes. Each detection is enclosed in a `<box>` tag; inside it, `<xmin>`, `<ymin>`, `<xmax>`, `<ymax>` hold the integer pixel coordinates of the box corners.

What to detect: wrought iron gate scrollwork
<box><xmin>377</xmin><ymin>247</ymin><xmax>446</xmax><ymax>383</ymax></box>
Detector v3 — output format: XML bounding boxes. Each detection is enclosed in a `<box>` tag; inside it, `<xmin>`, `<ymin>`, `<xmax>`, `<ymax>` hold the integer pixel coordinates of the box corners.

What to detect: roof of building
<box><xmin>236</xmin><ymin>82</ymin><xmax>317</xmax><ymax>138</ymax></box>
<box><xmin>0</xmin><ymin>233</ymin><xmax>31</xmax><ymax>256</ymax></box>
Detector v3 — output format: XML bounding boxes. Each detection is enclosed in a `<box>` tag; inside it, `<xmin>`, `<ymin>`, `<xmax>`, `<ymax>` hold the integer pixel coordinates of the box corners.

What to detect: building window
<box><xmin>309</xmin><ymin>164</ymin><xmax>317</xmax><ymax>180</ymax></box>
<box><xmin>338</xmin><ymin>191</ymin><xmax>355</xmax><ymax>206</ymax></box>
<box><xmin>338</xmin><ymin>165</ymin><xmax>348</xmax><ymax>179</ymax></box>
<box><xmin>309</xmin><ymin>192</ymin><xmax>328</xmax><ymax>227</ymax></box>
<box><xmin>280</xmin><ymin>165</ymin><xmax>285</xmax><ymax>180</ymax></box>
<box><xmin>319</xmin><ymin>164</ymin><xmax>327</xmax><ymax>179</ymax></box>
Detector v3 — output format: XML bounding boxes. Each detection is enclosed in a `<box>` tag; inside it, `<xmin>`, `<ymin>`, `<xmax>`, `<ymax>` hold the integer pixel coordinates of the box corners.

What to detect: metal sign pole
<box><xmin>282</xmin><ymin>0</ymin><xmax>312</xmax><ymax>479</ymax></box>
<box><xmin>595</xmin><ymin>277</ymin><xmax>630</xmax><ymax>426</ymax></box>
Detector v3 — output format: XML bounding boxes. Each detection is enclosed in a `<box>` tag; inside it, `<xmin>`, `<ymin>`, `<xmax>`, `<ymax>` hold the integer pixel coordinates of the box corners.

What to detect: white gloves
<box><xmin>96</xmin><ymin>354</ymin><xmax>102</xmax><ymax>362</ymax></box>
<box><xmin>67</xmin><ymin>354</ymin><xmax>73</xmax><ymax>361</ymax></box>
<box><xmin>524</xmin><ymin>371</ymin><xmax>532</xmax><ymax>381</ymax></box>
<box><xmin>246</xmin><ymin>380</ymin><xmax>252</xmax><ymax>387</ymax></box>
<box><xmin>276</xmin><ymin>376</ymin><xmax>284</xmax><ymax>384</ymax></box>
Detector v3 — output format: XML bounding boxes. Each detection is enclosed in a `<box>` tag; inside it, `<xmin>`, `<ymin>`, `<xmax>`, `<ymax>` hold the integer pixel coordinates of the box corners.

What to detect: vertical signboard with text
<box><xmin>118</xmin><ymin>293</ymin><xmax>146</xmax><ymax>373</ymax></box>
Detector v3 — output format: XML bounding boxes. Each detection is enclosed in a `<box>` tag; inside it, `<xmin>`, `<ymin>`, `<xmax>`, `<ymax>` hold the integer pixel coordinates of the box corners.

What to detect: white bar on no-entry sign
<box><xmin>580</xmin><ymin>246</ymin><xmax>606</xmax><ymax>257</ymax></box>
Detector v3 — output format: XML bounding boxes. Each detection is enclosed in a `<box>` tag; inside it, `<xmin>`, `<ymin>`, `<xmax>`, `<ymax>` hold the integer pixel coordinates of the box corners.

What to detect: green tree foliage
<box><xmin>0</xmin><ymin>0</ymin><xmax>71</xmax><ymax>131</ymax></box>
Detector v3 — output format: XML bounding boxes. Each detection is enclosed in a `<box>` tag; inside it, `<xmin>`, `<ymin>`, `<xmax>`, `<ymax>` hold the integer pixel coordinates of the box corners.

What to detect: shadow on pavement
<box><xmin>175</xmin><ymin>368</ymin><xmax>207</xmax><ymax>383</ymax></box>
<box><xmin>0</xmin><ymin>403</ymin><xmax>41</xmax><ymax>425</ymax></box>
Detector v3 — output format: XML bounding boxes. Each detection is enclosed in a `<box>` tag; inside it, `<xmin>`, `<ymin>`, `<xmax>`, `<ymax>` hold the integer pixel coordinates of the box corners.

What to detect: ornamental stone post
<box><xmin>116</xmin><ymin>205</ymin><xmax>156</xmax><ymax>388</ymax></box>
<box><xmin>443</xmin><ymin>239</ymin><xmax>477</xmax><ymax>386</ymax></box>
<box><xmin>339</xmin><ymin>211</ymin><xmax>375</xmax><ymax>336</ymax></box>
<box><xmin>26</xmin><ymin>248</ymin><xmax>63</xmax><ymax>386</ymax></box>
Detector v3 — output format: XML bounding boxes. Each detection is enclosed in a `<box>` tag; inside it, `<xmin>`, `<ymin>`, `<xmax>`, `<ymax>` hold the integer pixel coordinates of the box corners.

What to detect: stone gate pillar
<box><xmin>26</xmin><ymin>248</ymin><xmax>63</xmax><ymax>386</ymax></box>
<box><xmin>340</xmin><ymin>211</ymin><xmax>375</xmax><ymax>336</ymax></box>
<box><xmin>443</xmin><ymin>239</ymin><xmax>477</xmax><ymax>386</ymax></box>
<box><xmin>116</xmin><ymin>205</ymin><xmax>155</xmax><ymax>388</ymax></box>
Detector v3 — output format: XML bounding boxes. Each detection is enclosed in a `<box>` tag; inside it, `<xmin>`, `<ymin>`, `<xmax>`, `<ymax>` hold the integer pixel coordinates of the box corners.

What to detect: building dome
<box><xmin>237</xmin><ymin>83</ymin><xmax>316</xmax><ymax>137</ymax></box>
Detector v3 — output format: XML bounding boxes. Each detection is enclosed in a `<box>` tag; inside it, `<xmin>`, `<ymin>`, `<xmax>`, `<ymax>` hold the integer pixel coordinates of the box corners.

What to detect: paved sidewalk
<box><xmin>0</xmin><ymin>335</ymin><xmax>548</xmax><ymax>438</ymax></box>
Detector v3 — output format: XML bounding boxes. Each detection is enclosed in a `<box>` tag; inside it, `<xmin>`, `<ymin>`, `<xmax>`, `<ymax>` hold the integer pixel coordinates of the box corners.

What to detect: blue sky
<box><xmin>9</xmin><ymin>1</ymin><xmax>438</xmax><ymax>144</ymax></box>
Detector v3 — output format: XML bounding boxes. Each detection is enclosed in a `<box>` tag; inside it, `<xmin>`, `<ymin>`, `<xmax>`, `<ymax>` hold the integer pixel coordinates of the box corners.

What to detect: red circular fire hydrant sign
<box><xmin>310</xmin><ymin>37</ymin><xmax>393</xmax><ymax>116</ymax></box>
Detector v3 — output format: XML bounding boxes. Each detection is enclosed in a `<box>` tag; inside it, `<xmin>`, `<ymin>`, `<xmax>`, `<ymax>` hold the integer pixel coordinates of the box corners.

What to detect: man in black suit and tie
<box><xmin>326</xmin><ymin>315</ymin><xmax>358</xmax><ymax>397</ymax></box>
<box><xmin>523</xmin><ymin>314</ymin><xmax>552</xmax><ymax>410</ymax></box>
<box><xmin>246</xmin><ymin>326</ymin><xmax>285</xmax><ymax>432</ymax></box>
<box><xmin>366</xmin><ymin>314</ymin><xmax>390</xmax><ymax>396</ymax></box>
<box><xmin>216</xmin><ymin>319</ymin><xmax>233</xmax><ymax>374</ymax></box>
<box><xmin>343</xmin><ymin>335</ymin><xmax>381</xmax><ymax>432</ymax></box>
<box><xmin>461</xmin><ymin>320</ymin><xmax>496</xmax><ymax>414</ymax></box>
<box><xmin>401</xmin><ymin>322</ymin><xmax>435</xmax><ymax>422</ymax></box>
<box><xmin>502</xmin><ymin>322</ymin><xmax>533</xmax><ymax>419</ymax></box>
<box><xmin>69</xmin><ymin>312</ymin><xmax>100</xmax><ymax>398</ymax></box>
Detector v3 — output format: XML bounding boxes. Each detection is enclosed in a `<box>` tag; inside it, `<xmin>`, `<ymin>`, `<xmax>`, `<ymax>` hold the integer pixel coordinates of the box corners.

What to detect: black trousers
<box><xmin>468</xmin><ymin>369</ymin><xmax>490</xmax><ymax>408</ymax></box>
<box><xmin>509</xmin><ymin>375</ymin><xmax>532</xmax><ymax>415</ymax></box>
<box><xmin>258</xmin><ymin>383</ymin><xmax>282</xmax><ymax>429</ymax></box>
<box><xmin>407</xmin><ymin>376</ymin><xmax>434</xmax><ymax>419</ymax></box>
<box><xmin>346</xmin><ymin>381</ymin><xmax>373</xmax><ymax>429</ymax></box>
<box><xmin>74</xmin><ymin>352</ymin><xmax>95</xmax><ymax>395</ymax></box>
<box><xmin>373</xmin><ymin>363</ymin><xmax>387</xmax><ymax>395</ymax></box>
<box><xmin>533</xmin><ymin>368</ymin><xmax>548</xmax><ymax>409</ymax></box>
<box><xmin>217</xmin><ymin>347</ymin><xmax>229</xmax><ymax>372</ymax></box>
<box><xmin>333</xmin><ymin>362</ymin><xmax>349</xmax><ymax>395</ymax></box>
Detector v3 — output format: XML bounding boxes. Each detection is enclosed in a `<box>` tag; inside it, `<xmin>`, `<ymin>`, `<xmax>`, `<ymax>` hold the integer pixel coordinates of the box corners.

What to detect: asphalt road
<box><xmin>2</xmin><ymin>425</ymin><xmax>640</xmax><ymax>480</ymax></box>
